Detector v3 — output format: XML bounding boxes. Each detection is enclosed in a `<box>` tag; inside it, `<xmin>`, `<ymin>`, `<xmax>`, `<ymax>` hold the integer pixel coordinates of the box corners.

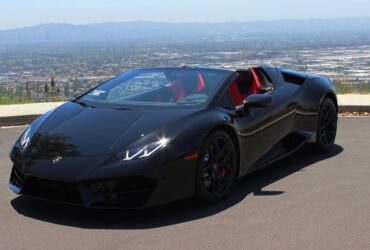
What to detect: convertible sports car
<box><xmin>9</xmin><ymin>66</ymin><xmax>338</xmax><ymax>208</ymax></box>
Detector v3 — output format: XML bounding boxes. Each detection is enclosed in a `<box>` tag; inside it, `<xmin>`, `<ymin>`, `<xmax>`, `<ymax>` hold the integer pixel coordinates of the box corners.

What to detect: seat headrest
<box><xmin>237</xmin><ymin>71</ymin><xmax>253</xmax><ymax>95</ymax></box>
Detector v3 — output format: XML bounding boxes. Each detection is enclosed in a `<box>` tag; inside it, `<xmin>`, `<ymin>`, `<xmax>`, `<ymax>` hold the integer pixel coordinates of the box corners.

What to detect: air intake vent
<box><xmin>282</xmin><ymin>72</ymin><xmax>306</xmax><ymax>85</ymax></box>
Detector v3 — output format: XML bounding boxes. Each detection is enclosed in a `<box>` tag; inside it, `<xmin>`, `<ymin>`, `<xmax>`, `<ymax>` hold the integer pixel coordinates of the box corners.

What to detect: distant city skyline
<box><xmin>1</xmin><ymin>0</ymin><xmax>370</xmax><ymax>30</ymax></box>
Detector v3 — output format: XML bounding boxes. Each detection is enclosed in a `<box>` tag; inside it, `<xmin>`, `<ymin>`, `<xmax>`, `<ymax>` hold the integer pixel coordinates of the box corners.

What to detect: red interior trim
<box><xmin>228</xmin><ymin>68</ymin><xmax>263</xmax><ymax>106</ymax></box>
<box><xmin>228</xmin><ymin>82</ymin><xmax>246</xmax><ymax>106</ymax></box>
<box><xmin>247</xmin><ymin>67</ymin><xmax>262</xmax><ymax>96</ymax></box>
<box><xmin>196</xmin><ymin>73</ymin><xmax>206</xmax><ymax>92</ymax></box>
<box><xmin>184</xmin><ymin>153</ymin><xmax>199</xmax><ymax>160</ymax></box>
<box><xmin>172</xmin><ymin>80</ymin><xmax>185</xmax><ymax>101</ymax></box>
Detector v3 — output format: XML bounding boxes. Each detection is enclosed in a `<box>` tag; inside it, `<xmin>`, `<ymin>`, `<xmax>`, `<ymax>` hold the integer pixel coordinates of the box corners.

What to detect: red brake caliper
<box><xmin>219</xmin><ymin>167</ymin><xmax>226</xmax><ymax>177</ymax></box>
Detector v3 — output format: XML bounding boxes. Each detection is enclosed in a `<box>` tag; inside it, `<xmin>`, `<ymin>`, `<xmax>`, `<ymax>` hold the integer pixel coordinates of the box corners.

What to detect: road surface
<box><xmin>0</xmin><ymin>118</ymin><xmax>369</xmax><ymax>250</ymax></box>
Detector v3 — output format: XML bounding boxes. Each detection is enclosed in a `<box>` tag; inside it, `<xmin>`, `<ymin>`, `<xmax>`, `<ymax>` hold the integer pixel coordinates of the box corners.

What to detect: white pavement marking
<box><xmin>1</xmin><ymin>125</ymin><xmax>29</xmax><ymax>129</ymax></box>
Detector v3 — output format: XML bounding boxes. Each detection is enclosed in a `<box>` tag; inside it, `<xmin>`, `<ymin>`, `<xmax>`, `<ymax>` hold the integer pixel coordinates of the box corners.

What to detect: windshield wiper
<box><xmin>73</xmin><ymin>99</ymin><xmax>96</xmax><ymax>108</ymax></box>
<box><xmin>114</xmin><ymin>107</ymin><xmax>133</xmax><ymax>110</ymax></box>
<box><xmin>177</xmin><ymin>97</ymin><xmax>205</xmax><ymax>105</ymax></box>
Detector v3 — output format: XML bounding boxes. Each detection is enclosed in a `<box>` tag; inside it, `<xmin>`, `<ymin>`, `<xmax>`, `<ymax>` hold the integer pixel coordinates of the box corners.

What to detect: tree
<box><xmin>44</xmin><ymin>81</ymin><xmax>49</xmax><ymax>102</ymax></box>
<box><xmin>44</xmin><ymin>81</ymin><xmax>49</xmax><ymax>94</ymax></box>
<box><xmin>26</xmin><ymin>80</ymin><xmax>31</xmax><ymax>101</ymax></box>
<box><xmin>51</xmin><ymin>75</ymin><xmax>56</xmax><ymax>98</ymax></box>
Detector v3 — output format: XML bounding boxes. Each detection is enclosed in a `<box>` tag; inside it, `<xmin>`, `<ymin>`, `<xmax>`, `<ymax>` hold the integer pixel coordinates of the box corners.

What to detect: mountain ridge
<box><xmin>1</xmin><ymin>17</ymin><xmax>370</xmax><ymax>44</ymax></box>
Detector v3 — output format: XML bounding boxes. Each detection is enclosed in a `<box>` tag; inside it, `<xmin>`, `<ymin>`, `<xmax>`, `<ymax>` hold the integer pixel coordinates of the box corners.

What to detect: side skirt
<box><xmin>240</xmin><ymin>131</ymin><xmax>313</xmax><ymax>177</ymax></box>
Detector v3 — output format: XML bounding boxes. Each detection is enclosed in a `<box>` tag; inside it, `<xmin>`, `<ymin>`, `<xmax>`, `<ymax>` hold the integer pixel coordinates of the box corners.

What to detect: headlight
<box><xmin>20</xmin><ymin>126</ymin><xmax>32</xmax><ymax>149</ymax></box>
<box><xmin>118</xmin><ymin>138</ymin><xmax>170</xmax><ymax>161</ymax></box>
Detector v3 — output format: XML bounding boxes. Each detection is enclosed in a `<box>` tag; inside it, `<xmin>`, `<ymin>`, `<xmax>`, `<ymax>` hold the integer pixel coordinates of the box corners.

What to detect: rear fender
<box><xmin>295</xmin><ymin>76</ymin><xmax>337</xmax><ymax>133</ymax></box>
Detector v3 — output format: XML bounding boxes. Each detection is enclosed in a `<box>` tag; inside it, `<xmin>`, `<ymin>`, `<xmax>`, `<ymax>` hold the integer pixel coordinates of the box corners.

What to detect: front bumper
<box><xmin>10</xmin><ymin>166</ymin><xmax>157</xmax><ymax>208</ymax></box>
<box><xmin>9</xmin><ymin>156</ymin><xmax>197</xmax><ymax>208</ymax></box>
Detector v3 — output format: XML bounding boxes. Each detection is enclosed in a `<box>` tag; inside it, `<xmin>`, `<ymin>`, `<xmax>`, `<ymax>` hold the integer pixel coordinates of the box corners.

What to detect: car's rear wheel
<box><xmin>315</xmin><ymin>97</ymin><xmax>338</xmax><ymax>153</ymax></box>
<box><xmin>196</xmin><ymin>130</ymin><xmax>237</xmax><ymax>203</ymax></box>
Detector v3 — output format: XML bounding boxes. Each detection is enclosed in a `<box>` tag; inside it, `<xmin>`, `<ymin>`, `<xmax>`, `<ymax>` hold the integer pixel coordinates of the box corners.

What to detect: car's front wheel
<box><xmin>195</xmin><ymin>130</ymin><xmax>237</xmax><ymax>203</ymax></box>
<box><xmin>315</xmin><ymin>97</ymin><xmax>338</xmax><ymax>153</ymax></box>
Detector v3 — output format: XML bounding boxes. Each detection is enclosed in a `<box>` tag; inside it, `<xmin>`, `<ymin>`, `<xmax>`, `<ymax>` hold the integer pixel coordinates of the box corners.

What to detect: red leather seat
<box><xmin>172</xmin><ymin>80</ymin><xmax>186</xmax><ymax>101</ymax></box>
<box><xmin>228</xmin><ymin>68</ymin><xmax>262</xmax><ymax>106</ymax></box>
<box><xmin>229</xmin><ymin>81</ymin><xmax>246</xmax><ymax>106</ymax></box>
<box><xmin>196</xmin><ymin>73</ymin><xmax>206</xmax><ymax>92</ymax></box>
<box><xmin>172</xmin><ymin>73</ymin><xmax>206</xmax><ymax>101</ymax></box>
<box><xmin>248</xmin><ymin>67</ymin><xmax>262</xmax><ymax>96</ymax></box>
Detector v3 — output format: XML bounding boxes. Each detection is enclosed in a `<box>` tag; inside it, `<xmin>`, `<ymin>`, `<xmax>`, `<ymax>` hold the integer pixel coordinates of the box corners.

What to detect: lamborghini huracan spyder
<box><xmin>9</xmin><ymin>66</ymin><xmax>338</xmax><ymax>208</ymax></box>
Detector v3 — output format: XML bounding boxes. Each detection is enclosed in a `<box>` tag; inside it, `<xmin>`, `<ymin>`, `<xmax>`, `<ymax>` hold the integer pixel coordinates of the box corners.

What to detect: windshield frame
<box><xmin>75</xmin><ymin>67</ymin><xmax>234</xmax><ymax>111</ymax></box>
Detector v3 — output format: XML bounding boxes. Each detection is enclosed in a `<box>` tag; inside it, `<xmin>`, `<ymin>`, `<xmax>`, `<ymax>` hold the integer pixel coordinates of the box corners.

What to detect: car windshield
<box><xmin>78</xmin><ymin>68</ymin><xmax>232</xmax><ymax>110</ymax></box>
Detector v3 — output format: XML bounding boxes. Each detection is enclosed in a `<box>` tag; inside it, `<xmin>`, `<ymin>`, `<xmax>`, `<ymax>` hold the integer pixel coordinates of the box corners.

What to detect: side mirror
<box><xmin>236</xmin><ymin>94</ymin><xmax>274</xmax><ymax>115</ymax></box>
<box><xmin>260</xmin><ymin>86</ymin><xmax>274</xmax><ymax>94</ymax></box>
<box><xmin>244</xmin><ymin>94</ymin><xmax>274</xmax><ymax>109</ymax></box>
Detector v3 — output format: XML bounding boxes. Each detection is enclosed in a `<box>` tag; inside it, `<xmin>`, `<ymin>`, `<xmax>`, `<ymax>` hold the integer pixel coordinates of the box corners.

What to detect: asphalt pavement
<box><xmin>0</xmin><ymin>118</ymin><xmax>369</xmax><ymax>250</ymax></box>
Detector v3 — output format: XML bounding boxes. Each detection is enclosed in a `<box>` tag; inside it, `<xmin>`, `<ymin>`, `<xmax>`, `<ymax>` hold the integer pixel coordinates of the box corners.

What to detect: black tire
<box><xmin>195</xmin><ymin>130</ymin><xmax>237</xmax><ymax>203</ymax></box>
<box><xmin>315</xmin><ymin>97</ymin><xmax>338</xmax><ymax>153</ymax></box>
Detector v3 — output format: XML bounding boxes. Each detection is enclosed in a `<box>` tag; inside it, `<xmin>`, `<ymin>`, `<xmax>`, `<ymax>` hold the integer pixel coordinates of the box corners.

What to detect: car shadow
<box><xmin>10</xmin><ymin>144</ymin><xmax>343</xmax><ymax>229</ymax></box>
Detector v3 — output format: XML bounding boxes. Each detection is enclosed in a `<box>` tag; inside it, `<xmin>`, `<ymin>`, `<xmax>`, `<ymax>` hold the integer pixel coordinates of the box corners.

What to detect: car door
<box><xmin>233</xmin><ymin>68</ymin><xmax>297</xmax><ymax>175</ymax></box>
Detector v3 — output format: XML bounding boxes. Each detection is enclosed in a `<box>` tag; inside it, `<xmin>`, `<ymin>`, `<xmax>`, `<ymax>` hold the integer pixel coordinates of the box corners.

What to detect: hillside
<box><xmin>1</xmin><ymin>17</ymin><xmax>370</xmax><ymax>44</ymax></box>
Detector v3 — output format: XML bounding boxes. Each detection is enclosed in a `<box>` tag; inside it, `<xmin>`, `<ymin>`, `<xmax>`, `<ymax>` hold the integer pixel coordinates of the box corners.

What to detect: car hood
<box><xmin>32</xmin><ymin>102</ymin><xmax>200</xmax><ymax>156</ymax></box>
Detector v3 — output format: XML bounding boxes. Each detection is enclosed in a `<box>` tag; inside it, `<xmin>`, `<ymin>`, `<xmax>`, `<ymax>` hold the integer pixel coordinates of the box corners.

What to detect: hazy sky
<box><xmin>1</xmin><ymin>0</ymin><xmax>369</xmax><ymax>29</ymax></box>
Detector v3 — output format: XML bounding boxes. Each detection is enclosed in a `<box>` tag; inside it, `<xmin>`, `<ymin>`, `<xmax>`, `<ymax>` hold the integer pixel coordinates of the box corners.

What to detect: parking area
<box><xmin>0</xmin><ymin>118</ymin><xmax>369</xmax><ymax>250</ymax></box>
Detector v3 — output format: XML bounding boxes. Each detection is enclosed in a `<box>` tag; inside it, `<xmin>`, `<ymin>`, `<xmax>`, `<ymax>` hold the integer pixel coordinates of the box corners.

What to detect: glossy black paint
<box><xmin>9</xmin><ymin>66</ymin><xmax>337</xmax><ymax>208</ymax></box>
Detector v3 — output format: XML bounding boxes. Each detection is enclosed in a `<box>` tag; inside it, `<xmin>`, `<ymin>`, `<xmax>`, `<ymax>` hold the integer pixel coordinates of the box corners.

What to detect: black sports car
<box><xmin>9</xmin><ymin>66</ymin><xmax>338</xmax><ymax>208</ymax></box>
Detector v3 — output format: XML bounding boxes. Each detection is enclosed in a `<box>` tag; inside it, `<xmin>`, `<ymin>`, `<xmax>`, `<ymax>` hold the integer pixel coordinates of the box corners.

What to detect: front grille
<box><xmin>11</xmin><ymin>166</ymin><xmax>157</xmax><ymax>208</ymax></box>
<box><xmin>24</xmin><ymin>176</ymin><xmax>82</xmax><ymax>204</ymax></box>
<box><xmin>88</xmin><ymin>176</ymin><xmax>157</xmax><ymax>208</ymax></box>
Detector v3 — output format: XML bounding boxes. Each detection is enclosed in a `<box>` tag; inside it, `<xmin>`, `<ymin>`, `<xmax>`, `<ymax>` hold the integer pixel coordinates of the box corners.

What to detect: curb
<box><xmin>0</xmin><ymin>115</ymin><xmax>41</xmax><ymax>127</ymax></box>
<box><xmin>1</xmin><ymin>106</ymin><xmax>370</xmax><ymax>126</ymax></box>
<box><xmin>338</xmin><ymin>106</ymin><xmax>370</xmax><ymax>113</ymax></box>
